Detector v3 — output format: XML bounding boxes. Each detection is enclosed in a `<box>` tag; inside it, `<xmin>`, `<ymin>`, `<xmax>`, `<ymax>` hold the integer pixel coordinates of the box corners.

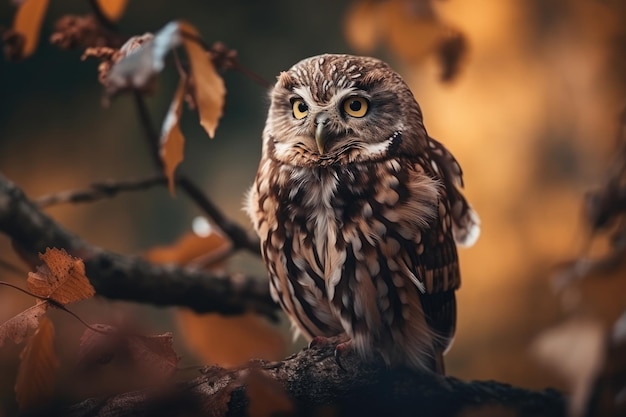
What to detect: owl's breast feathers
<box><xmin>248</xmin><ymin>146</ymin><xmax>475</xmax><ymax>369</ymax></box>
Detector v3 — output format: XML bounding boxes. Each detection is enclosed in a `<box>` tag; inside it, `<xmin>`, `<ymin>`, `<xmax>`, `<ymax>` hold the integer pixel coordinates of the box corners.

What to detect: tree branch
<box><xmin>35</xmin><ymin>175</ymin><xmax>166</xmax><ymax>208</ymax></box>
<box><xmin>60</xmin><ymin>342</ymin><xmax>566</xmax><ymax>417</ymax></box>
<box><xmin>0</xmin><ymin>173</ymin><xmax>277</xmax><ymax>320</ymax></box>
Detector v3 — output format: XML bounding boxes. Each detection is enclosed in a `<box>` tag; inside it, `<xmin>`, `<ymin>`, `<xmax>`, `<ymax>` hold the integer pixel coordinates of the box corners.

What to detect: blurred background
<box><xmin>1</xmin><ymin>0</ymin><xmax>626</xmax><ymax>414</ymax></box>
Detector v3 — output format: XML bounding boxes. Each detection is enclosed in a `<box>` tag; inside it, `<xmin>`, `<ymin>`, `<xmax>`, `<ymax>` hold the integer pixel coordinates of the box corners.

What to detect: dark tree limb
<box><xmin>0</xmin><ymin>173</ymin><xmax>277</xmax><ymax>319</ymax></box>
<box><xmin>59</xmin><ymin>342</ymin><xmax>566</xmax><ymax>417</ymax></box>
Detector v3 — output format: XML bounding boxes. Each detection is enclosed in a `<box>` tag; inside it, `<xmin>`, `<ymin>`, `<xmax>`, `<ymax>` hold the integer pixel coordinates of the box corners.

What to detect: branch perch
<box><xmin>60</xmin><ymin>342</ymin><xmax>566</xmax><ymax>417</ymax></box>
<box><xmin>0</xmin><ymin>173</ymin><xmax>277</xmax><ymax>320</ymax></box>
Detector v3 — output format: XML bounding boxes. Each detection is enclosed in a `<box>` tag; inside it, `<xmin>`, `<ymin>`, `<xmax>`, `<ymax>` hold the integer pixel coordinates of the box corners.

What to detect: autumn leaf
<box><xmin>179</xmin><ymin>21</ymin><xmax>226</xmax><ymax>139</ymax></box>
<box><xmin>27</xmin><ymin>248</ymin><xmax>95</xmax><ymax>305</ymax></box>
<box><xmin>244</xmin><ymin>368</ymin><xmax>294</xmax><ymax>417</ymax></box>
<box><xmin>127</xmin><ymin>332</ymin><xmax>179</xmax><ymax>380</ymax></box>
<box><xmin>78</xmin><ymin>325</ymin><xmax>179</xmax><ymax>382</ymax></box>
<box><xmin>96</xmin><ymin>0</ymin><xmax>128</xmax><ymax>22</ymax></box>
<box><xmin>160</xmin><ymin>77</ymin><xmax>187</xmax><ymax>195</ymax></box>
<box><xmin>12</xmin><ymin>0</ymin><xmax>49</xmax><ymax>59</ymax></box>
<box><xmin>15</xmin><ymin>317</ymin><xmax>59</xmax><ymax>410</ymax></box>
<box><xmin>106</xmin><ymin>22</ymin><xmax>181</xmax><ymax>95</ymax></box>
<box><xmin>144</xmin><ymin>227</ymin><xmax>231</xmax><ymax>268</ymax></box>
<box><xmin>0</xmin><ymin>301</ymin><xmax>48</xmax><ymax>347</ymax></box>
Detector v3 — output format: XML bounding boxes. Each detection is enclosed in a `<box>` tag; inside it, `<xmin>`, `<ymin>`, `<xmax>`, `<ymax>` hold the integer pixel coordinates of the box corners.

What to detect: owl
<box><xmin>246</xmin><ymin>54</ymin><xmax>479</xmax><ymax>373</ymax></box>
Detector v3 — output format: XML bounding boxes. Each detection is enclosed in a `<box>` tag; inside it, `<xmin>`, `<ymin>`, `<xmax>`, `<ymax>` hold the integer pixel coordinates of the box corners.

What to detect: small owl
<box><xmin>246</xmin><ymin>54</ymin><xmax>479</xmax><ymax>373</ymax></box>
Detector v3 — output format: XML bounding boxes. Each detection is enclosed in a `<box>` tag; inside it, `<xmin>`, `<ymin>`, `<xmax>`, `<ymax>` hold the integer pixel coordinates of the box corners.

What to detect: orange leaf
<box><xmin>15</xmin><ymin>317</ymin><xmax>59</xmax><ymax>410</ymax></box>
<box><xmin>27</xmin><ymin>248</ymin><xmax>95</xmax><ymax>305</ymax></box>
<box><xmin>0</xmin><ymin>301</ymin><xmax>48</xmax><ymax>347</ymax></box>
<box><xmin>343</xmin><ymin>0</ymin><xmax>381</xmax><ymax>53</ymax></box>
<box><xmin>179</xmin><ymin>21</ymin><xmax>226</xmax><ymax>138</ymax></box>
<box><xmin>13</xmin><ymin>0</ymin><xmax>49</xmax><ymax>58</ymax></box>
<box><xmin>127</xmin><ymin>332</ymin><xmax>179</xmax><ymax>380</ymax></box>
<box><xmin>96</xmin><ymin>0</ymin><xmax>128</xmax><ymax>22</ymax></box>
<box><xmin>244</xmin><ymin>369</ymin><xmax>293</xmax><ymax>417</ymax></box>
<box><xmin>160</xmin><ymin>77</ymin><xmax>187</xmax><ymax>195</ymax></box>
<box><xmin>78</xmin><ymin>325</ymin><xmax>179</xmax><ymax>382</ymax></box>
<box><xmin>144</xmin><ymin>228</ymin><xmax>231</xmax><ymax>267</ymax></box>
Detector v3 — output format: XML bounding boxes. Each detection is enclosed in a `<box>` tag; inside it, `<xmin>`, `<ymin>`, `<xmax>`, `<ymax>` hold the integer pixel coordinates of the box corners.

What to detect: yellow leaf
<box><xmin>27</xmin><ymin>248</ymin><xmax>95</xmax><ymax>305</ymax></box>
<box><xmin>13</xmin><ymin>0</ymin><xmax>49</xmax><ymax>58</ymax></box>
<box><xmin>96</xmin><ymin>0</ymin><xmax>128</xmax><ymax>22</ymax></box>
<box><xmin>179</xmin><ymin>21</ymin><xmax>226</xmax><ymax>138</ymax></box>
<box><xmin>160</xmin><ymin>78</ymin><xmax>187</xmax><ymax>195</ymax></box>
<box><xmin>15</xmin><ymin>317</ymin><xmax>59</xmax><ymax>410</ymax></box>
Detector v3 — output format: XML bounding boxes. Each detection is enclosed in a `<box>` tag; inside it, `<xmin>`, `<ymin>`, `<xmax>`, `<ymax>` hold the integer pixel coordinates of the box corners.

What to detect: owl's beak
<box><xmin>314</xmin><ymin>112</ymin><xmax>330</xmax><ymax>154</ymax></box>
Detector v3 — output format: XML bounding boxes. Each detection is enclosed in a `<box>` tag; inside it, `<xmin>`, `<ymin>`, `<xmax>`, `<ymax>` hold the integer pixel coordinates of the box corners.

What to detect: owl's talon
<box><xmin>333</xmin><ymin>340</ymin><xmax>352</xmax><ymax>371</ymax></box>
<box><xmin>308</xmin><ymin>336</ymin><xmax>332</xmax><ymax>349</ymax></box>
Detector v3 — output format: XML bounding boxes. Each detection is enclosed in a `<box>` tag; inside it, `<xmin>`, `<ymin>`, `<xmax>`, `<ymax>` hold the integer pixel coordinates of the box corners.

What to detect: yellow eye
<box><xmin>292</xmin><ymin>99</ymin><xmax>308</xmax><ymax>119</ymax></box>
<box><xmin>343</xmin><ymin>97</ymin><xmax>369</xmax><ymax>118</ymax></box>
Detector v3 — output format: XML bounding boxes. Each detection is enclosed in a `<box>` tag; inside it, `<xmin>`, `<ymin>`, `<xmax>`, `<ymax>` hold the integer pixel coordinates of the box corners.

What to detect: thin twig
<box><xmin>232</xmin><ymin>62</ymin><xmax>271</xmax><ymax>89</ymax></box>
<box><xmin>46</xmin><ymin>298</ymin><xmax>110</xmax><ymax>334</ymax></box>
<box><xmin>0</xmin><ymin>280</ymin><xmax>39</xmax><ymax>298</ymax></box>
<box><xmin>177</xmin><ymin>176</ymin><xmax>260</xmax><ymax>255</ymax></box>
<box><xmin>133</xmin><ymin>91</ymin><xmax>163</xmax><ymax>171</ymax></box>
<box><xmin>36</xmin><ymin>175</ymin><xmax>166</xmax><ymax>208</ymax></box>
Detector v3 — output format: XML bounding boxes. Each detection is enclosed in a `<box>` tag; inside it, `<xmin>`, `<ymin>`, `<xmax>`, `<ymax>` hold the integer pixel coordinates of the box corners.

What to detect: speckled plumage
<box><xmin>246</xmin><ymin>54</ymin><xmax>479</xmax><ymax>372</ymax></box>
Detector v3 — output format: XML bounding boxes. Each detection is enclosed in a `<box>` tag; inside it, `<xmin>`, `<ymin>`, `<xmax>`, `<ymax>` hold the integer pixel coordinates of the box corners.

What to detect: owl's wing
<box><xmin>425</xmin><ymin>136</ymin><xmax>480</xmax><ymax>247</ymax></box>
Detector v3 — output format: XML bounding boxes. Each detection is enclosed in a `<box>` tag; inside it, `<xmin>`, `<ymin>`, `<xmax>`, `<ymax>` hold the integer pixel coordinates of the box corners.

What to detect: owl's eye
<box><xmin>343</xmin><ymin>97</ymin><xmax>369</xmax><ymax>118</ymax></box>
<box><xmin>292</xmin><ymin>99</ymin><xmax>308</xmax><ymax>119</ymax></box>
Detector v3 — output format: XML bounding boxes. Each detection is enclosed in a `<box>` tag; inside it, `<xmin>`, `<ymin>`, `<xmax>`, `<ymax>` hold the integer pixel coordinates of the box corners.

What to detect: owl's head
<box><xmin>263</xmin><ymin>54</ymin><xmax>428</xmax><ymax>166</ymax></box>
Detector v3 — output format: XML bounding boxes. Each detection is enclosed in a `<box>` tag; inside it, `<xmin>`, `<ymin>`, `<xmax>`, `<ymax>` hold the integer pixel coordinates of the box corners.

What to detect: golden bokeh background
<box><xmin>1</xmin><ymin>0</ymin><xmax>625</xmax><ymax>413</ymax></box>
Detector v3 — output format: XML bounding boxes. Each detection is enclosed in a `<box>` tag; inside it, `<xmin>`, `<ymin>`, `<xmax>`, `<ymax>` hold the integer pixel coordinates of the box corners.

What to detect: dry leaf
<box><xmin>78</xmin><ymin>323</ymin><xmax>123</xmax><ymax>368</ymax></box>
<box><xmin>96</xmin><ymin>0</ymin><xmax>128</xmax><ymax>22</ymax></box>
<box><xmin>127</xmin><ymin>332</ymin><xmax>179</xmax><ymax>380</ymax></box>
<box><xmin>160</xmin><ymin>77</ymin><xmax>187</xmax><ymax>195</ymax></box>
<box><xmin>15</xmin><ymin>317</ymin><xmax>59</xmax><ymax>410</ymax></box>
<box><xmin>144</xmin><ymin>228</ymin><xmax>231</xmax><ymax>268</ymax></box>
<box><xmin>0</xmin><ymin>301</ymin><xmax>48</xmax><ymax>347</ymax></box>
<box><xmin>27</xmin><ymin>248</ymin><xmax>95</xmax><ymax>305</ymax></box>
<box><xmin>106</xmin><ymin>21</ymin><xmax>181</xmax><ymax>95</ymax></box>
<box><xmin>179</xmin><ymin>21</ymin><xmax>226</xmax><ymax>138</ymax></box>
<box><xmin>78</xmin><ymin>324</ymin><xmax>179</xmax><ymax>382</ymax></box>
<box><xmin>12</xmin><ymin>0</ymin><xmax>49</xmax><ymax>59</ymax></box>
<box><xmin>244</xmin><ymin>368</ymin><xmax>293</xmax><ymax>417</ymax></box>
<box><xmin>343</xmin><ymin>0</ymin><xmax>381</xmax><ymax>53</ymax></box>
